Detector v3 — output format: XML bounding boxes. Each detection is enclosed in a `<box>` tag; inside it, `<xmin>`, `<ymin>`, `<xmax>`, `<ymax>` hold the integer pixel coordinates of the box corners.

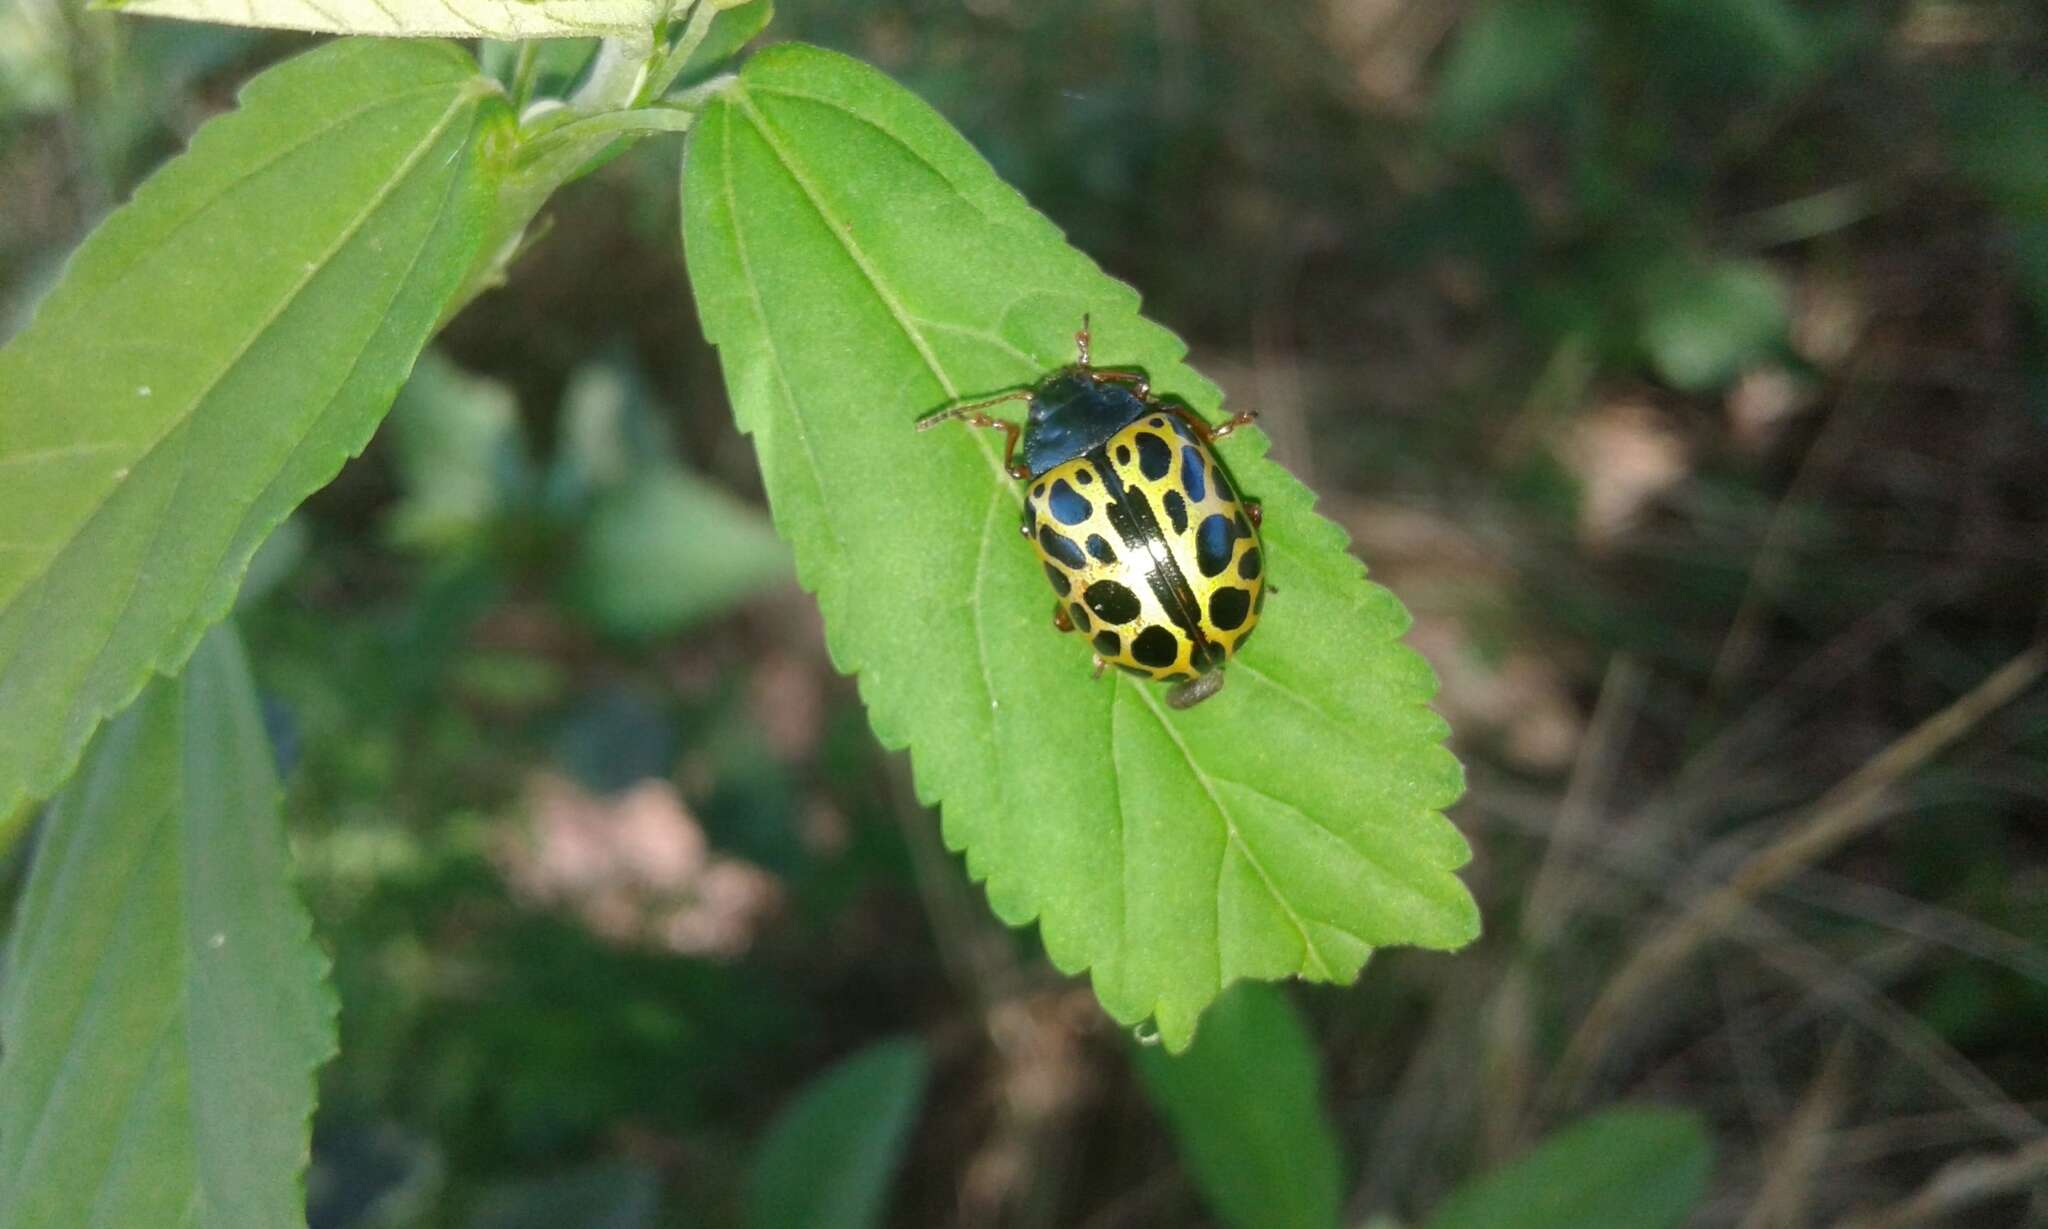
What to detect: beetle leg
<box><xmin>1053</xmin><ymin>601</ymin><xmax>1075</xmax><ymax>633</ymax></box>
<box><xmin>1204</xmin><ymin>409</ymin><xmax>1258</xmax><ymax>442</ymax></box>
<box><xmin>1244</xmin><ymin>500</ymin><xmax>1263</xmax><ymax>528</ymax></box>
<box><xmin>1001</xmin><ymin>420</ymin><xmax>1030</xmax><ymax>479</ymax></box>
<box><xmin>917</xmin><ymin>395</ymin><xmax>1032</xmax><ymax>479</ymax></box>
<box><xmin>1075</xmin><ymin>313</ymin><xmax>1093</xmax><ymax>366</ymax></box>
<box><xmin>1092</xmin><ymin>655</ymin><xmax>1109</xmax><ymax>679</ymax></box>
<box><xmin>1165</xmin><ymin>404</ymin><xmax>1256</xmax><ymax>444</ymax></box>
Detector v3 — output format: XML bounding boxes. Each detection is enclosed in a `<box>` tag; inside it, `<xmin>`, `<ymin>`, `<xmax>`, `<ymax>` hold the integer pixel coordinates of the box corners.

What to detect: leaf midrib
<box><xmin>719</xmin><ymin>78</ymin><xmax>1349</xmax><ymax>997</ymax></box>
<box><xmin>722</xmin><ymin>87</ymin><xmax>1027</xmax><ymax>809</ymax></box>
<box><xmin>9</xmin><ymin>786</ymin><xmax>179</xmax><ymax>1197</ymax></box>
<box><xmin>30</xmin><ymin>76</ymin><xmax>464</xmax><ymax>341</ymax></box>
<box><xmin>118</xmin><ymin>0</ymin><xmax>653</xmax><ymax>38</ymax></box>
<box><xmin>0</xmin><ymin>81</ymin><xmax>481</xmax><ymax>617</ymax></box>
<box><xmin>1131</xmin><ymin>682</ymin><xmax>1339</xmax><ymax>981</ymax></box>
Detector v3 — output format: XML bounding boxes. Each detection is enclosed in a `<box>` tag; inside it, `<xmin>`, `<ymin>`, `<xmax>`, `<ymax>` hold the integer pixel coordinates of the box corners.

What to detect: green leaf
<box><xmin>682</xmin><ymin>44</ymin><xmax>1475</xmax><ymax>1050</ymax></box>
<box><xmin>1134</xmin><ymin>984</ymin><xmax>1342</xmax><ymax>1229</ymax></box>
<box><xmin>469</xmin><ymin>1161</ymin><xmax>660</xmax><ymax>1229</ymax></box>
<box><xmin>0</xmin><ymin>40</ymin><xmax>504</xmax><ymax>817</ymax></box>
<box><xmin>95</xmin><ymin>0</ymin><xmax>661</xmax><ymax>40</ymax></box>
<box><xmin>1423</xmin><ymin>1108</ymin><xmax>1712</xmax><ymax>1229</ymax></box>
<box><xmin>1642</xmin><ymin>0</ymin><xmax>1824</xmax><ymax>93</ymax></box>
<box><xmin>0</xmin><ymin>622</ymin><xmax>336</xmax><ymax>1229</ymax></box>
<box><xmin>1638</xmin><ymin>258</ymin><xmax>1789</xmax><ymax>391</ymax></box>
<box><xmin>1939</xmin><ymin>71</ymin><xmax>2048</xmax><ymax>215</ymax></box>
<box><xmin>568</xmin><ymin>465</ymin><xmax>792</xmax><ymax>638</ymax></box>
<box><xmin>1431</xmin><ymin>1</ymin><xmax>1588</xmax><ymax>144</ymax></box>
<box><xmin>745</xmin><ymin>1037</ymin><xmax>929</xmax><ymax>1229</ymax></box>
<box><xmin>385</xmin><ymin>349</ymin><xmax>533</xmax><ymax>552</ymax></box>
<box><xmin>672</xmin><ymin>0</ymin><xmax>775</xmax><ymax>90</ymax></box>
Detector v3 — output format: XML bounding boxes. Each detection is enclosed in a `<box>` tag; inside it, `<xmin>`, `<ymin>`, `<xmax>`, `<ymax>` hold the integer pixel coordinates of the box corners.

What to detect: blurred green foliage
<box><xmin>1420</xmin><ymin>1108</ymin><xmax>1711</xmax><ymax>1229</ymax></box>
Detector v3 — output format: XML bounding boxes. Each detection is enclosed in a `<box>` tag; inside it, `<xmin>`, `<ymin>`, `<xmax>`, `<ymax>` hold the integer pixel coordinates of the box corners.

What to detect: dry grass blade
<box><xmin>1836</xmin><ymin>1135</ymin><xmax>2048</xmax><ymax>1229</ymax></box>
<box><xmin>1557</xmin><ymin>642</ymin><xmax>2047</xmax><ymax>1089</ymax></box>
<box><xmin>1736</xmin><ymin>1040</ymin><xmax>1850</xmax><ymax>1229</ymax></box>
<box><xmin>1522</xmin><ymin>654</ymin><xmax>1645</xmax><ymax>946</ymax></box>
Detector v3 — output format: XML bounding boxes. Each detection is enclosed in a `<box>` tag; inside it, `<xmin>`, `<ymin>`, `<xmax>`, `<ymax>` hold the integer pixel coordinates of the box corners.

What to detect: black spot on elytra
<box><xmin>1163</xmin><ymin>489</ymin><xmax>1188</xmax><ymax>535</ymax></box>
<box><xmin>1069</xmin><ymin>601</ymin><xmax>1090</xmax><ymax>630</ymax></box>
<box><xmin>1209</xmin><ymin>586</ymin><xmax>1252</xmax><ymax>631</ymax></box>
<box><xmin>1235</xmin><ymin>513</ymin><xmax>1252</xmax><ymax>538</ymax></box>
<box><xmin>1180</xmin><ymin>446</ymin><xmax>1207</xmax><ymax>501</ymax></box>
<box><xmin>1039</xmin><ymin>525</ymin><xmax>1086</xmax><ymax>569</ymax></box>
<box><xmin>1131</xmin><ymin>625</ymin><xmax>1179</xmax><ymax>668</ymax></box>
<box><xmin>1084</xmin><ymin>579</ymin><xmax>1142</xmax><ymax>624</ymax></box>
<box><xmin>1213</xmin><ymin>465</ymin><xmax>1234</xmax><ymax>501</ymax></box>
<box><xmin>1239</xmin><ymin>547</ymin><xmax>1261</xmax><ymax>580</ymax></box>
<box><xmin>1043</xmin><ymin>562</ymin><xmax>1071</xmax><ymax>597</ymax></box>
<box><xmin>1085</xmin><ymin>533</ymin><xmax>1116</xmax><ymax>564</ymax></box>
<box><xmin>1148</xmin><ymin>417</ymin><xmax>1166</xmax><ymax>429</ymax></box>
<box><xmin>1196</xmin><ymin>514</ymin><xmax>1235</xmax><ymax>577</ymax></box>
<box><xmin>1076</xmin><ymin>468</ymin><xmax>1093</xmax><ymax>484</ymax></box>
<box><xmin>1093</xmin><ymin>629</ymin><xmax>1121</xmax><ymax>657</ymax></box>
<box><xmin>1135</xmin><ymin>430</ymin><xmax>1172</xmax><ymax>481</ymax></box>
<box><xmin>1032</xmin><ymin>482</ymin><xmax>1046</xmax><ymax>498</ymax></box>
<box><xmin>1048</xmin><ymin>478</ymin><xmax>1091</xmax><ymax>525</ymax></box>
<box><xmin>1116</xmin><ymin>444</ymin><xmax>1132</xmax><ymax>465</ymax></box>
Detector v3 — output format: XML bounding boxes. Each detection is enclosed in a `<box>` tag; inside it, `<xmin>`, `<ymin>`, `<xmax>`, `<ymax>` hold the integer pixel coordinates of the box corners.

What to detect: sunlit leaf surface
<box><xmin>97</xmin><ymin>0</ymin><xmax>659</xmax><ymax>40</ymax></box>
<box><xmin>682</xmin><ymin>44</ymin><xmax>1477</xmax><ymax>1049</ymax></box>
<box><xmin>0</xmin><ymin>624</ymin><xmax>335</xmax><ymax>1229</ymax></box>
<box><xmin>1424</xmin><ymin>1107</ymin><xmax>1712</xmax><ymax>1229</ymax></box>
<box><xmin>1135</xmin><ymin>983</ymin><xmax>1342</xmax><ymax>1229</ymax></box>
<box><xmin>746</xmin><ymin>1037</ymin><xmax>929</xmax><ymax>1229</ymax></box>
<box><xmin>0</xmin><ymin>40</ymin><xmax>503</xmax><ymax>815</ymax></box>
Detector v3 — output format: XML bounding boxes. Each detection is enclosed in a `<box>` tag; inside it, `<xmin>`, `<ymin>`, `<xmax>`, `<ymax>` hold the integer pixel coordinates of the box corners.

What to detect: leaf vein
<box><xmin>1130</xmin><ymin>685</ymin><xmax>1336</xmax><ymax>980</ymax></box>
<box><xmin>0</xmin><ymin>441</ymin><xmax>126</xmax><ymax>470</ymax></box>
<box><xmin>730</xmin><ymin>89</ymin><xmax>959</xmax><ymax>402</ymax></box>
<box><xmin>11</xmin><ymin>800</ymin><xmax>178</xmax><ymax>1185</ymax></box>
<box><xmin>0</xmin><ymin>88</ymin><xmax>475</xmax><ymax>623</ymax></box>
<box><xmin>1231</xmin><ymin>659</ymin><xmax>1357</xmax><ymax>734</ymax></box>
<box><xmin>38</xmin><ymin>80</ymin><xmax>464</xmax><ymax>338</ymax></box>
<box><xmin>719</xmin><ymin>102</ymin><xmax>848</xmax><ymax>565</ymax></box>
<box><xmin>744</xmin><ymin>84</ymin><xmax>1009</xmax><ymax>229</ymax></box>
<box><xmin>190</xmin><ymin>116</ymin><xmax>471</xmax><ymax>667</ymax></box>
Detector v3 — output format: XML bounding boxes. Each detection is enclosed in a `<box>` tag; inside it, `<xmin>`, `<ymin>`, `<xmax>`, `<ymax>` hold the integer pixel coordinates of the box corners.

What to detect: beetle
<box><xmin>916</xmin><ymin>317</ymin><xmax>1263</xmax><ymax>708</ymax></box>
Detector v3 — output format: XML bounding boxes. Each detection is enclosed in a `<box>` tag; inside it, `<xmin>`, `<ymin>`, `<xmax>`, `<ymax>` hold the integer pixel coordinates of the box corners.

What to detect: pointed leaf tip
<box><xmin>681</xmin><ymin>42</ymin><xmax>1478</xmax><ymax>1049</ymax></box>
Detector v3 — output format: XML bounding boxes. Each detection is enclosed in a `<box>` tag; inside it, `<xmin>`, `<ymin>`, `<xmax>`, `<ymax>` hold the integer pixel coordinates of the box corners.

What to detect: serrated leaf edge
<box><xmin>0</xmin><ymin>48</ymin><xmax>498</xmax><ymax>817</ymax></box>
<box><xmin>691</xmin><ymin>51</ymin><xmax>1474</xmax><ymax>1050</ymax></box>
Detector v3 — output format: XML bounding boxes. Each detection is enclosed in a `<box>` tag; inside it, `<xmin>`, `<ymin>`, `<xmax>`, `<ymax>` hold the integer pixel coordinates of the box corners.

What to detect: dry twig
<box><xmin>1555</xmin><ymin>644</ymin><xmax>2046</xmax><ymax>1091</ymax></box>
<box><xmin>1836</xmin><ymin>1135</ymin><xmax>2048</xmax><ymax>1229</ymax></box>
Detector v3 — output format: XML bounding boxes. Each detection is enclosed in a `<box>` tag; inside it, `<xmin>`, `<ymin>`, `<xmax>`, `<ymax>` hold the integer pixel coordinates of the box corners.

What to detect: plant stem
<box><xmin>508</xmin><ymin>40</ymin><xmax>542</xmax><ymax>110</ymax></box>
<box><xmin>641</xmin><ymin>0</ymin><xmax>724</xmax><ymax>103</ymax></box>
<box><xmin>570</xmin><ymin>35</ymin><xmax>654</xmax><ymax>112</ymax></box>
<box><xmin>513</xmin><ymin>104</ymin><xmax>699</xmax><ymax>169</ymax></box>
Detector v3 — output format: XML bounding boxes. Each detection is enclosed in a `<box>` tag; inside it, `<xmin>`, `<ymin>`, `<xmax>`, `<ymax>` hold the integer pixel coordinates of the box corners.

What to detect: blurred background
<box><xmin>4</xmin><ymin>0</ymin><xmax>2047</xmax><ymax>1225</ymax></box>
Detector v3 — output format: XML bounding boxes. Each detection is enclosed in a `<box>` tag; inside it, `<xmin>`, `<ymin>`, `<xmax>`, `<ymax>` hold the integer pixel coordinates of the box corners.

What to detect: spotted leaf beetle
<box><xmin>917</xmin><ymin>318</ymin><xmax>1263</xmax><ymax>708</ymax></box>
